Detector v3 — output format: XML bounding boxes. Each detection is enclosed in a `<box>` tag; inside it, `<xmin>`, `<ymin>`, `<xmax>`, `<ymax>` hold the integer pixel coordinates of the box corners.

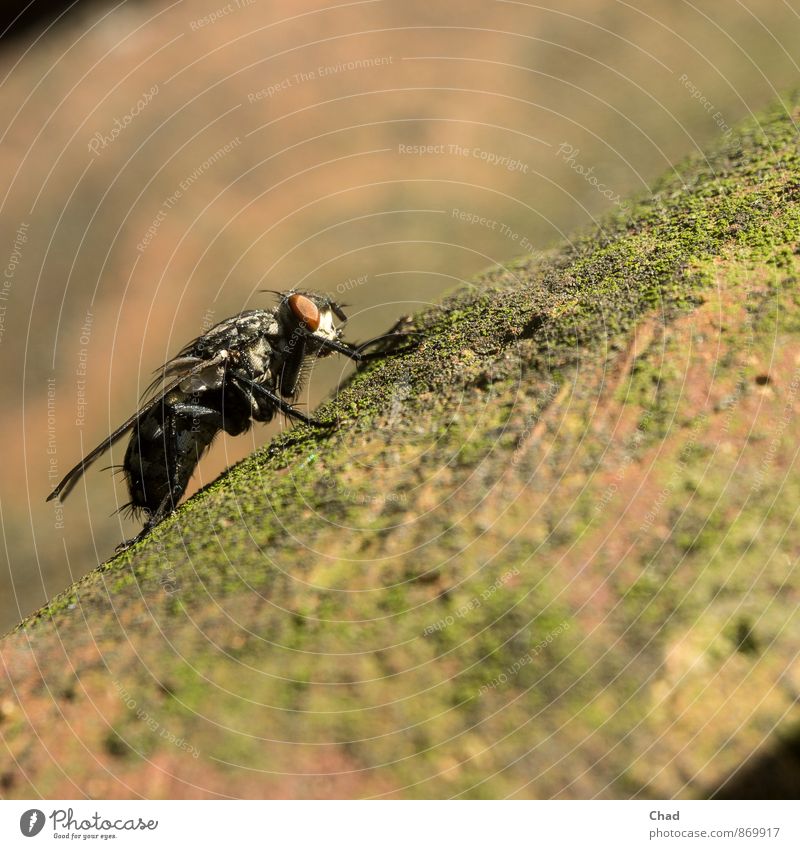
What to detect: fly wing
<box><xmin>141</xmin><ymin>311</ymin><xmax>272</xmax><ymax>399</ymax></box>
<box><xmin>47</xmin><ymin>351</ymin><xmax>228</xmax><ymax>503</ymax></box>
<box><xmin>142</xmin><ymin>355</ymin><xmax>204</xmax><ymax>399</ymax></box>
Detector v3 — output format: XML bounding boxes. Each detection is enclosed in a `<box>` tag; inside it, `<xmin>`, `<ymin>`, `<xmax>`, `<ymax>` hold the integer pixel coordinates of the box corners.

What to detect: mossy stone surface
<box><xmin>2</xmin><ymin>94</ymin><xmax>800</xmax><ymax>799</ymax></box>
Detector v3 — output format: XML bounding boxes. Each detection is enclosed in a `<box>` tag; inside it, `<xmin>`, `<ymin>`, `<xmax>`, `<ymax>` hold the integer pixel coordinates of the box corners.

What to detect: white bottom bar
<box><xmin>1</xmin><ymin>800</ymin><xmax>797</xmax><ymax>847</ymax></box>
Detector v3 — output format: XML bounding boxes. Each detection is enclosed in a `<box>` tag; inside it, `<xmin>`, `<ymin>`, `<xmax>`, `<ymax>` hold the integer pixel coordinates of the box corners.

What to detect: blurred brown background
<box><xmin>1</xmin><ymin>0</ymin><xmax>798</xmax><ymax>633</ymax></box>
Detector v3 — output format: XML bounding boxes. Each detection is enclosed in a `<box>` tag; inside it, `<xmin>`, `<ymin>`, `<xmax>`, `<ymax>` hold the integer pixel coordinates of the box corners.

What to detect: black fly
<box><xmin>47</xmin><ymin>291</ymin><xmax>415</xmax><ymax>547</ymax></box>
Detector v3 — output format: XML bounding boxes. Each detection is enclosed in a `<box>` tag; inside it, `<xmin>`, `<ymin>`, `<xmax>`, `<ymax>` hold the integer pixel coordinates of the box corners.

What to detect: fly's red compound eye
<box><xmin>288</xmin><ymin>293</ymin><xmax>320</xmax><ymax>331</ymax></box>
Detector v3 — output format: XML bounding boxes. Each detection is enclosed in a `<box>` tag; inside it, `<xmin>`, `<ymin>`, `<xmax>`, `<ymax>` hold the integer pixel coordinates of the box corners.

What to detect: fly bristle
<box><xmin>100</xmin><ymin>464</ymin><xmax>126</xmax><ymax>474</ymax></box>
<box><xmin>114</xmin><ymin>501</ymin><xmax>146</xmax><ymax>521</ymax></box>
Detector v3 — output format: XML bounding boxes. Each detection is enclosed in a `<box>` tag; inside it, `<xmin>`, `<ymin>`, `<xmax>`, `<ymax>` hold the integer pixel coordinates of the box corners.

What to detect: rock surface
<box><xmin>2</xmin><ymin>94</ymin><xmax>800</xmax><ymax>799</ymax></box>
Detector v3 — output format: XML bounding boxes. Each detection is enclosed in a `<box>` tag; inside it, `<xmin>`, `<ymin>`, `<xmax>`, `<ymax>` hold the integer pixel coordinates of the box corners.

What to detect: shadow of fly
<box><xmin>47</xmin><ymin>291</ymin><xmax>416</xmax><ymax>548</ymax></box>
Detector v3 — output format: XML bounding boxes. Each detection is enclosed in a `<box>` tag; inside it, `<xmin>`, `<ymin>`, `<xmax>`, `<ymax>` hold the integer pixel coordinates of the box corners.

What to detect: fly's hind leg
<box><xmin>115</xmin><ymin>416</ymin><xmax>189</xmax><ymax>552</ymax></box>
<box><xmin>164</xmin><ymin>412</ymin><xmax>190</xmax><ymax>516</ymax></box>
<box><xmin>115</xmin><ymin>489</ymin><xmax>179</xmax><ymax>552</ymax></box>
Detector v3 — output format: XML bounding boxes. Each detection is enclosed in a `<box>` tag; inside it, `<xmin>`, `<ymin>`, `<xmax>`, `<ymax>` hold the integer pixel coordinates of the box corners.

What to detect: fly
<box><xmin>47</xmin><ymin>291</ymin><xmax>416</xmax><ymax>547</ymax></box>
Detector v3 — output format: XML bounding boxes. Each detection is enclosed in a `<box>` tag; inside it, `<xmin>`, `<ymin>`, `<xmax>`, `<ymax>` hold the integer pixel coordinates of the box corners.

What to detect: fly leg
<box><xmin>172</xmin><ymin>399</ymin><xmax>253</xmax><ymax>438</ymax></box>
<box><xmin>306</xmin><ymin>321</ymin><xmax>422</xmax><ymax>365</ymax></box>
<box><xmin>352</xmin><ymin>317</ymin><xmax>423</xmax><ymax>364</ymax></box>
<box><xmin>115</xmin><ymin>483</ymin><xmax>184</xmax><ymax>550</ymax></box>
<box><xmin>230</xmin><ymin>371</ymin><xmax>335</xmax><ymax>427</ymax></box>
<box><xmin>115</xmin><ymin>494</ymin><xmax>173</xmax><ymax>551</ymax></box>
<box><xmin>115</xmin><ymin>414</ymin><xmax>189</xmax><ymax>551</ymax></box>
<box><xmin>165</xmin><ymin>411</ymin><xmax>190</xmax><ymax>517</ymax></box>
<box><xmin>171</xmin><ymin>402</ymin><xmax>223</xmax><ymax>423</ymax></box>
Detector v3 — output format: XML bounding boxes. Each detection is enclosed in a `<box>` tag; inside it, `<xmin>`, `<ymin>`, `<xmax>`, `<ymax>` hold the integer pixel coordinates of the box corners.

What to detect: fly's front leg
<box><xmin>305</xmin><ymin>321</ymin><xmax>422</xmax><ymax>366</ymax></box>
<box><xmin>352</xmin><ymin>317</ymin><xmax>423</xmax><ymax>364</ymax></box>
